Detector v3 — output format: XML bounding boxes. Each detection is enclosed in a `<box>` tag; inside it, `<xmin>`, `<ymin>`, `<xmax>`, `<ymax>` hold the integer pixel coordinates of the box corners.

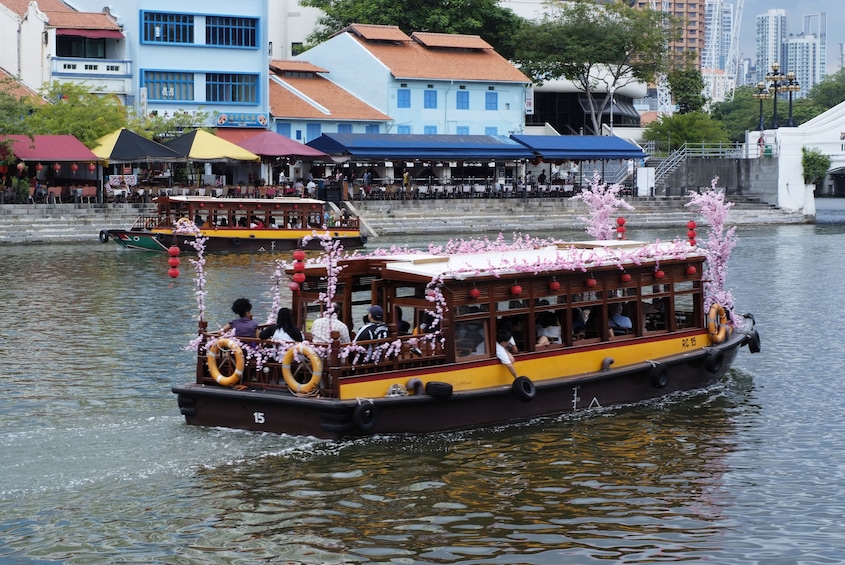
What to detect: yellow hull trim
<box><xmin>152</xmin><ymin>228</ymin><xmax>361</xmax><ymax>240</ymax></box>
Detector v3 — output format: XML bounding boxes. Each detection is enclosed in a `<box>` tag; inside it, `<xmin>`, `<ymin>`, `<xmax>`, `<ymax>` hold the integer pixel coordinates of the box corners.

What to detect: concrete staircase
<box><xmin>0</xmin><ymin>202</ymin><xmax>154</xmax><ymax>244</ymax></box>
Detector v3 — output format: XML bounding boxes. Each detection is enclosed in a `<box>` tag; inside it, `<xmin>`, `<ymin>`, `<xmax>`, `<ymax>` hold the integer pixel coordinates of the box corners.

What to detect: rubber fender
<box><xmin>746</xmin><ymin>329</ymin><xmax>761</xmax><ymax>354</ymax></box>
<box><xmin>99</xmin><ymin>230</ymin><xmax>109</xmax><ymax>243</ymax></box>
<box><xmin>649</xmin><ymin>363</ymin><xmax>668</xmax><ymax>388</ymax></box>
<box><xmin>406</xmin><ymin>378</ymin><xmax>424</xmax><ymax>395</ymax></box>
<box><xmin>352</xmin><ymin>403</ymin><xmax>378</xmax><ymax>433</ymax></box>
<box><xmin>425</xmin><ymin>381</ymin><xmax>453</xmax><ymax>399</ymax></box>
<box><xmin>704</xmin><ymin>349</ymin><xmax>724</xmax><ymax>374</ymax></box>
<box><xmin>512</xmin><ymin>376</ymin><xmax>536</xmax><ymax>402</ymax></box>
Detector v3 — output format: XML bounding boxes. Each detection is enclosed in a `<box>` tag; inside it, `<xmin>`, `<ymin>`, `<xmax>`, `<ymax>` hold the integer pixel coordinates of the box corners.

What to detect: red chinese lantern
<box><xmin>70</xmin><ymin>163</ymin><xmax>79</xmax><ymax>173</ymax></box>
<box><xmin>616</xmin><ymin>217</ymin><xmax>626</xmax><ymax>226</ymax></box>
<box><xmin>292</xmin><ymin>272</ymin><xmax>306</xmax><ymax>284</ymax></box>
<box><xmin>687</xmin><ymin>220</ymin><xmax>697</xmax><ymax>230</ymax></box>
<box><xmin>168</xmin><ymin>245</ymin><xmax>180</xmax><ymax>257</ymax></box>
<box><xmin>0</xmin><ymin>165</ymin><xmax>7</xmax><ymax>174</ymax></box>
<box><xmin>687</xmin><ymin>229</ymin><xmax>697</xmax><ymax>239</ymax></box>
<box><xmin>469</xmin><ymin>287</ymin><xmax>481</xmax><ymax>299</ymax></box>
<box><xmin>585</xmin><ymin>276</ymin><xmax>597</xmax><ymax>288</ymax></box>
<box><xmin>53</xmin><ymin>163</ymin><xmax>61</xmax><ymax>172</ymax></box>
<box><xmin>689</xmin><ymin>239</ymin><xmax>697</xmax><ymax>247</ymax></box>
<box><xmin>168</xmin><ymin>267</ymin><xmax>180</xmax><ymax>278</ymax></box>
<box><xmin>654</xmin><ymin>269</ymin><xmax>665</xmax><ymax>279</ymax></box>
<box><xmin>88</xmin><ymin>163</ymin><xmax>96</xmax><ymax>172</ymax></box>
<box><xmin>292</xmin><ymin>249</ymin><xmax>306</xmax><ymax>261</ymax></box>
<box><xmin>686</xmin><ymin>265</ymin><xmax>697</xmax><ymax>275</ymax></box>
<box><xmin>36</xmin><ymin>163</ymin><xmax>43</xmax><ymax>171</ymax></box>
<box><xmin>549</xmin><ymin>279</ymin><xmax>560</xmax><ymax>291</ymax></box>
<box><xmin>510</xmin><ymin>284</ymin><xmax>522</xmax><ymax>296</ymax></box>
<box><xmin>289</xmin><ymin>282</ymin><xmax>300</xmax><ymax>291</ymax></box>
<box><xmin>293</xmin><ymin>261</ymin><xmax>306</xmax><ymax>272</ymax></box>
<box><xmin>620</xmin><ymin>273</ymin><xmax>632</xmax><ymax>283</ymax></box>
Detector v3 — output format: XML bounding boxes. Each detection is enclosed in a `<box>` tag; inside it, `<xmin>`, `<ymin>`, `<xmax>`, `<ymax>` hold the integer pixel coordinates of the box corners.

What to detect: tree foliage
<box><xmin>514</xmin><ymin>0</ymin><xmax>680</xmax><ymax>134</ymax></box>
<box><xmin>712</xmin><ymin>85</ymin><xmax>823</xmax><ymax>142</ymax></box>
<box><xmin>642</xmin><ymin>111</ymin><xmax>730</xmax><ymax>152</ymax></box>
<box><xmin>807</xmin><ymin>69</ymin><xmax>845</xmax><ymax>112</ymax></box>
<box><xmin>126</xmin><ymin>108</ymin><xmax>211</xmax><ymax>143</ymax></box>
<box><xmin>27</xmin><ymin>82</ymin><xmax>126</xmax><ymax>148</ymax></box>
<box><xmin>668</xmin><ymin>66</ymin><xmax>706</xmax><ymax>114</ymax></box>
<box><xmin>0</xmin><ymin>76</ymin><xmax>38</xmax><ymax>136</ymax></box>
<box><xmin>299</xmin><ymin>0</ymin><xmax>527</xmax><ymax>59</ymax></box>
<box><xmin>802</xmin><ymin>147</ymin><xmax>831</xmax><ymax>185</ymax></box>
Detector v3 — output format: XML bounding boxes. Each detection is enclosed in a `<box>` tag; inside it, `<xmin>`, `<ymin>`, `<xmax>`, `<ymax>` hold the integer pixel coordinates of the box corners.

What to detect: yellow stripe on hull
<box><xmin>337</xmin><ymin>332</ymin><xmax>710</xmax><ymax>400</ymax></box>
<box><xmin>152</xmin><ymin>228</ymin><xmax>361</xmax><ymax>240</ymax></box>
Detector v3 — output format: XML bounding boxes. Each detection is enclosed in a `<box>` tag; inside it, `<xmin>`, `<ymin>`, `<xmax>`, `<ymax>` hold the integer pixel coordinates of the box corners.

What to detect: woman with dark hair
<box><xmin>260</xmin><ymin>307</ymin><xmax>303</xmax><ymax>342</ymax></box>
<box><xmin>222</xmin><ymin>297</ymin><xmax>259</xmax><ymax>338</ymax></box>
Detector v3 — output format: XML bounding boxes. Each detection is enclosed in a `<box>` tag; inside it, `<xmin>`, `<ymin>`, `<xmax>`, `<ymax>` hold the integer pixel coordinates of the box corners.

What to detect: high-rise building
<box><xmin>755</xmin><ymin>9</ymin><xmax>787</xmax><ymax>83</ymax></box>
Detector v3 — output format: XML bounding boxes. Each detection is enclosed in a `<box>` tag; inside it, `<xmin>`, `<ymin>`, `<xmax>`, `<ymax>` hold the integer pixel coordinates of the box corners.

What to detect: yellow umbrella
<box><xmin>165</xmin><ymin>129</ymin><xmax>260</xmax><ymax>162</ymax></box>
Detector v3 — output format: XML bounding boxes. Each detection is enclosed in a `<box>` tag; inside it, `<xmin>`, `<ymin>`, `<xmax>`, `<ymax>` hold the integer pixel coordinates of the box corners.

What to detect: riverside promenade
<box><xmin>0</xmin><ymin>196</ymin><xmax>807</xmax><ymax>245</ymax></box>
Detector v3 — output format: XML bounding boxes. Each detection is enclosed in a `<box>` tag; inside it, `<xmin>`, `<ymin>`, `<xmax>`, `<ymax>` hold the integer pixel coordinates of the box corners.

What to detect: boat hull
<box><xmin>105</xmin><ymin>229</ymin><xmax>365</xmax><ymax>253</ymax></box>
<box><xmin>172</xmin><ymin>332</ymin><xmax>745</xmax><ymax>439</ymax></box>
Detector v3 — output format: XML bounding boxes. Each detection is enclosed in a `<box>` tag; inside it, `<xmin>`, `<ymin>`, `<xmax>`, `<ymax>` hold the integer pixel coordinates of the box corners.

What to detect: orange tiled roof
<box><xmin>269</xmin><ymin>69</ymin><xmax>391</xmax><ymax>122</ymax></box>
<box><xmin>0</xmin><ymin>67</ymin><xmax>42</xmax><ymax>101</ymax></box>
<box><xmin>346</xmin><ymin>25</ymin><xmax>529</xmax><ymax>83</ymax></box>
<box><xmin>346</xmin><ymin>23</ymin><xmax>411</xmax><ymax>42</ymax></box>
<box><xmin>0</xmin><ymin>0</ymin><xmax>74</xmax><ymax>16</ymax></box>
<box><xmin>45</xmin><ymin>11</ymin><xmax>121</xmax><ymax>30</ymax></box>
<box><xmin>270</xmin><ymin>60</ymin><xmax>329</xmax><ymax>74</ymax></box>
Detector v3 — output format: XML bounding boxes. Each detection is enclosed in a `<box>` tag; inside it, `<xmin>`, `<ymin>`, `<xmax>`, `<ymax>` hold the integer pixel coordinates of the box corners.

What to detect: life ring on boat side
<box><xmin>352</xmin><ymin>402</ymin><xmax>378</xmax><ymax>432</ymax></box>
<box><xmin>282</xmin><ymin>344</ymin><xmax>323</xmax><ymax>393</ymax></box>
<box><xmin>704</xmin><ymin>348</ymin><xmax>724</xmax><ymax>374</ymax></box>
<box><xmin>425</xmin><ymin>381</ymin><xmax>453</xmax><ymax>399</ymax></box>
<box><xmin>207</xmin><ymin>338</ymin><xmax>245</xmax><ymax>386</ymax></box>
<box><xmin>176</xmin><ymin>217</ymin><xmax>192</xmax><ymax>229</ymax></box>
<box><xmin>512</xmin><ymin>376</ymin><xmax>536</xmax><ymax>402</ymax></box>
<box><xmin>707</xmin><ymin>303</ymin><xmax>728</xmax><ymax>344</ymax></box>
<box><xmin>99</xmin><ymin>230</ymin><xmax>109</xmax><ymax>243</ymax></box>
<box><xmin>649</xmin><ymin>362</ymin><xmax>668</xmax><ymax>389</ymax></box>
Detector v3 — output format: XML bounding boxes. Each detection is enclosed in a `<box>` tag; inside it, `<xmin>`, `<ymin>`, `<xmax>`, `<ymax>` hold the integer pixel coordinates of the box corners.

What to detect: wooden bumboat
<box><xmin>100</xmin><ymin>195</ymin><xmax>366</xmax><ymax>253</ymax></box>
<box><xmin>172</xmin><ymin>239</ymin><xmax>761</xmax><ymax>439</ymax></box>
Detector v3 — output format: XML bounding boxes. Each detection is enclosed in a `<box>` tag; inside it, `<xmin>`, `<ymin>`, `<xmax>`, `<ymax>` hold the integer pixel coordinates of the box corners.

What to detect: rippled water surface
<box><xmin>3</xmin><ymin>202</ymin><xmax>845</xmax><ymax>563</ymax></box>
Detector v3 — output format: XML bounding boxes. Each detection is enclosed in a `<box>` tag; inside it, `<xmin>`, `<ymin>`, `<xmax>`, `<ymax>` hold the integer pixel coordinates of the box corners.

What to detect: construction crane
<box><xmin>702</xmin><ymin>0</ymin><xmax>743</xmax><ymax>102</ymax></box>
<box><xmin>724</xmin><ymin>0</ymin><xmax>743</xmax><ymax>100</ymax></box>
<box><xmin>651</xmin><ymin>0</ymin><xmax>674</xmax><ymax>116</ymax></box>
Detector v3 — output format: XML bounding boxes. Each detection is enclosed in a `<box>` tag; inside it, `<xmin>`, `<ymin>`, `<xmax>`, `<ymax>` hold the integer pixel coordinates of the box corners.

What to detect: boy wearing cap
<box><xmin>354</xmin><ymin>305</ymin><xmax>389</xmax><ymax>342</ymax></box>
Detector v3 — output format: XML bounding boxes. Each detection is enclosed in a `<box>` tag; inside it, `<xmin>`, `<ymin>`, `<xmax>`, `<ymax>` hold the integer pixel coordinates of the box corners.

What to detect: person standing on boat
<box><xmin>354</xmin><ymin>306</ymin><xmax>389</xmax><ymax>343</ymax></box>
<box><xmin>221</xmin><ymin>297</ymin><xmax>259</xmax><ymax>339</ymax></box>
<box><xmin>311</xmin><ymin>303</ymin><xmax>351</xmax><ymax>344</ymax></box>
<box><xmin>496</xmin><ymin>329</ymin><xmax>519</xmax><ymax>379</ymax></box>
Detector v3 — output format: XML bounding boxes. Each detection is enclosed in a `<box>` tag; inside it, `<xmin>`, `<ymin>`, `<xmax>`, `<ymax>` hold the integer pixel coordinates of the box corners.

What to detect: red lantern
<box><xmin>686</xmin><ymin>265</ymin><xmax>697</xmax><ymax>275</ymax></box>
<box><xmin>289</xmin><ymin>282</ymin><xmax>300</xmax><ymax>291</ymax></box>
<box><xmin>687</xmin><ymin>220</ymin><xmax>697</xmax><ymax>230</ymax></box>
<box><xmin>292</xmin><ymin>272</ymin><xmax>306</xmax><ymax>283</ymax></box>
<box><xmin>689</xmin><ymin>239</ymin><xmax>696</xmax><ymax>246</ymax></box>
<box><xmin>168</xmin><ymin>245</ymin><xmax>180</xmax><ymax>257</ymax></box>
<box><xmin>293</xmin><ymin>261</ymin><xmax>306</xmax><ymax>272</ymax></box>
<box><xmin>620</xmin><ymin>273</ymin><xmax>632</xmax><ymax>283</ymax></box>
<box><xmin>53</xmin><ymin>163</ymin><xmax>61</xmax><ymax>172</ymax></box>
<box><xmin>70</xmin><ymin>163</ymin><xmax>79</xmax><ymax>173</ymax></box>
<box><xmin>549</xmin><ymin>280</ymin><xmax>560</xmax><ymax>291</ymax></box>
<box><xmin>36</xmin><ymin>163</ymin><xmax>43</xmax><ymax>171</ymax></box>
<box><xmin>88</xmin><ymin>163</ymin><xmax>96</xmax><ymax>172</ymax></box>
<box><xmin>655</xmin><ymin>269</ymin><xmax>665</xmax><ymax>279</ymax></box>
<box><xmin>168</xmin><ymin>267</ymin><xmax>180</xmax><ymax>278</ymax></box>
<box><xmin>687</xmin><ymin>229</ymin><xmax>697</xmax><ymax>239</ymax></box>
<box><xmin>199</xmin><ymin>202</ymin><xmax>205</xmax><ymax>208</ymax></box>
<box><xmin>168</xmin><ymin>256</ymin><xmax>180</xmax><ymax>268</ymax></box>
<box><xmin>616</xmin><ymin>217</ymin><xmax>626</xmax><ymax>226</ymax></box>
<box><xmin>510</xmin><ymin>284</ymin><xmax>522</xmax><ymax>296</ymax></box>
<box><xmin>469</xmin><ymin>287</ymin><xmax>481</xmax><ymax>299</ymax></box>
<box><xmin>585</xmin><ymin>277</ymin><xmax>597</xmax><ymax>288</ymax></box>
<box><xmin>275</xmin><ymin>204</ymin><xmax>281</xmax><ymax>209</ymax></box>
<box><xmin>0</xmin><ymin>165</ymin><xmax>7</xmax><ymax>174</ymax></box>
<box><xmin>292</xmin><ymin>249</ymin><xmax>306</xmax><ymax>261</ymax></box>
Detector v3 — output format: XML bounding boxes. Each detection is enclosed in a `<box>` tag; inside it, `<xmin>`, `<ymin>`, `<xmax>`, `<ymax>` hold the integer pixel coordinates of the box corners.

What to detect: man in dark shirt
<box><xmin>354</xmin><ymin>305</ymin><xmax>389</xmax><ymax>342</ymax></box>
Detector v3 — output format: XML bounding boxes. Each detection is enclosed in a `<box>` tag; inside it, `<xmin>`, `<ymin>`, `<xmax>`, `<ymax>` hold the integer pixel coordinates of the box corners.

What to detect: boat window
<box><xmin>496</xmin><ymin>299</ymin><xmax>529</xmax><ymax>311</ymax></box>
<box><xmin>498</xmin><ymin>314</ymin><xmax>528</xmax><ymax>351</ymax></box>
<box><xmin>455</xmin><ymin>320</ymin><xmax>487</xmax><ymax>358</ymax></box>
<box><xmin>457</xmin><ymin>303</ymin><xmax>489</xmax><ymax>314</ymax></box>
<box><xmin>535</xmin><ymin>294</ymin><xmax>566</xmax><ymax>306</ymax></box>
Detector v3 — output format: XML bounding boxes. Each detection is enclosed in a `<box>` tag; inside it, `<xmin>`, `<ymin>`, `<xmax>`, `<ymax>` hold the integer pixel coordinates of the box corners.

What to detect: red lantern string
<box><xmin>469</xmin><ymin>287</ymin><xmax>481</xmax><ymax>299</ymax></box>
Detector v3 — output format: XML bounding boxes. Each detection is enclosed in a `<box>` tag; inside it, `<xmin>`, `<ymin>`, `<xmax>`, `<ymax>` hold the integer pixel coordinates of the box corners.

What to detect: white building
<box><xmin>755</xmin><ymin>9</ymin><xmax>787</xmax><ymax>83</ymax></box>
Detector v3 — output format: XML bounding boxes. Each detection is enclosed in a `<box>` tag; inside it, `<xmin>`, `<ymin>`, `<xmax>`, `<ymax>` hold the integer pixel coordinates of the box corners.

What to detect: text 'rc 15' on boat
<box><xmin>172</xmin><ymin>179</ymin><xmax>761</xmax><ymax>439</ymax></box>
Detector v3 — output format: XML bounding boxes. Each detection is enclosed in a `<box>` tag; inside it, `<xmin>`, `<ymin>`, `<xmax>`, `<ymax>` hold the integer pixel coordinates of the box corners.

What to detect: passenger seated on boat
<box><xmin>536</xmin><ymin>311</ymin><xmax>562</xmax><ymax>346</ymax></box>
<box><xmin>496</xmin><ymin>329</ymin><xmax>519</xmax><ymax>379</ymax></box>
<box><xmin>572</xmin><ymin>308</ymin><xmax>587</xmax><ymax>339</ymax></box>
<box><xmin>237</xmin><ymin>216</ymin><xmax>248</xmax><ymax>227</ymax></box>
<box><xmin>311</xmin><ymin>303</ymin><xmax>351</xmax><ymax>344</ymax></box>
<box><xmin>259</xmin><ymin>307</ymin><xmax>303</xmax><ymax>342</ymax></box>
<box><xmin>221</xmin><ymin>297</ymin><xmax>259</xmax><ymax>339</ymax></box>
<box><xmin>353</xmin><ymin>305</ymin><xmax>389</xmax><ymax>343</ymax></box>
<box><xmin>609</xmin><ymin>303</ymin><xmax>633</xmax><ymax>335</ymax></box>
<box><xmin>250</xmin><ymin>216</ymin><xmax>264</xmax><ymax>228</ymax></box>
<box><xmin>194</xmin><ymin>213</ymin><xmax>204</xmax><ymax>227</ymax></box>
<box><xmin>395</xmin><ymin>307</ymin><xmax>411</xmax><ymax>334</ymax></box>
<box><xmin>268</xmin><ymin>216</ymin><xmax>279</xmax><ymax>229</ymax></box>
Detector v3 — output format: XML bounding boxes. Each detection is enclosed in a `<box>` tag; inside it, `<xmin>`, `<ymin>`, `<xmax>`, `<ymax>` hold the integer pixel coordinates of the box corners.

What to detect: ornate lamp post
<box><xmin>785</xmin><ymin>71</ymin><xmax>800</xmax><ymax>127</ymax></box>
<box><xmin>766</xmin><ymin>62</ymin><xmax>785</xmax><ymax>129</ymax></box>
<box><xmin>753</xmin><ymin>81</ymin><xmax>770</xmax><ymax>132</ymax></box>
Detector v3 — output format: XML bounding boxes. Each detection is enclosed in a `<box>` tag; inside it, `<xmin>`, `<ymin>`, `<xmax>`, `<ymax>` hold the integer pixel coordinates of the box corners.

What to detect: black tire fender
<box><xmin>704</xmin><ymin>349</ymin><xmax>724</xmax><ymax>374</ymax></box>
<box><xmin>99</xmin><ymin>230</ymin><xmax>109</xmax><ymax>243</ymax></box>
<box><xmin>425</xmin><ymin>381</ymin><xmax>453</xmax><ymax>399</ymax></box>
<box><xmin>649</xmin><ymin>362</ymin><xmax>668</xmax><ymax>388</ymax></box>
<box><xmin>232</xmin><ymin>237</ymin><xmax>241</xmax><ymax>246</ymax></box>
<box><xmin>352</xmin><ymin>402</ymin><xmax>378</xmax><ymax>433</ymax></box>
<box><xmin>746</xmin><ymin>329</ymin><xmax>761</xmax><ymax>354</ymax></box>
<box><xmin>512</xmin><ymin>376</ymin><xmax>536</xmax><ymax>402</ymax></box>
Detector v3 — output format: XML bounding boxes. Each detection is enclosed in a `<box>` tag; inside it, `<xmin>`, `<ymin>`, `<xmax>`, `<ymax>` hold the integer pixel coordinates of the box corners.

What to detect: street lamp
<box><xmin>753</xmin><ymin>81</ymin><xmax>770</xmax><ymax>132</ymax></box>
<box><xmin>609</xmin><ymin>87</ymin><xmax>615</xmax><ymax>136</ymax></box>
<box><xmin>766</xmin><ymin>62</ymin><xmax>785</xmax><ymax>129</ymax></box>
<box><xmin>785</xmin><ymin>71</ymin><xmax>800</xmax><ymax>127</ymax></box>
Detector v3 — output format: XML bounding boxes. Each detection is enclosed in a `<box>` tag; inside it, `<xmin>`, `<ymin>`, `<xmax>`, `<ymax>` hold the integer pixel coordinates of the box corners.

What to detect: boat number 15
<box><xmin>253</xmin><ymin>412</ymin><xmax>265</xmax><ymax>424</ymax></box>
<box><xmin>681</xmin><ymin>337</ymin><xmax>697</xmax><ymax>348</ymax></box>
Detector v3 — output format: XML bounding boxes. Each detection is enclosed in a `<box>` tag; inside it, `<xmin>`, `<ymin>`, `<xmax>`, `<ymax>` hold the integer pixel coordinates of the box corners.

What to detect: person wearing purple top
<box><xmin>222</xmin><ymin>297</ymin><xmax>259</xmax><ymax>339</ymax></box>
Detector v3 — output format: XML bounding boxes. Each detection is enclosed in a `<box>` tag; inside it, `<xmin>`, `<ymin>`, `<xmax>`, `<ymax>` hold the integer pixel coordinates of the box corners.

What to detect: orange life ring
<box><xmin>282</xmin><ymin>344</ymin><xmax>323</xmax><ymax>393</ymax></box>
<box><xmin>707</xmin><ymin>303</ymin><xmax>728</xmax><ymax>344</ymax></box>
<box><xmin>207</xmin><ymin>338</ymin><xmax>245</xmax><ymax>386</ymax></box>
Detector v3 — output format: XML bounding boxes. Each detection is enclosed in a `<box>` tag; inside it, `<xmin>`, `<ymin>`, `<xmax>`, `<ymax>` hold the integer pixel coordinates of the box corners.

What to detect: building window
<box><xmin>485</xmin><ymin>126</ymin><xmax>498</xmax><ymax>136</ymax></box>
<box><xmin>277</xmin><ymin>123</ymin><xmax>292</xmax><ymax>138</ymax></box>
<box><xmin>456</xmin><ymin>126</ymin><xmax>470</xmax><ymax>135</ymax></box>
<box><xmin>397</xmin><ymin>125</ymin><xmax>412</xmax><ymax>134</ymax></box>
<box><xmin>144</xmin><ymin>71</ymin><xmax>194</xmax><ymax>101</ymax></box>
<box><xmin>306</xmin><ymin>123</ymin><xmax>321</xmax><ymax>142</ymax></box>
<box><xmin>485</xmin><ymin>91</ymin><xmax>498</xmax><ymax>111</ymax></box>
<box><xmin>365</xmin><ymin>124</ymin><xmax>380</xmax><ymax>134</ymax></box>
<box><xmin>397</xmin><ymin>89</ymin><xmax>411</xmax><ymax>108</ymax></box>
<box><xmin>206</xmin><ymin>73</ymin><xmax>257</xmax><ymax>103</ymax></box>
<box><xmin>291</xmin><ymin>42</ymin><xmax>305</xmax><ymax>56</ymax></box>
<box><xmin>424</xmin><ymin>90</ymin><xmax>438</xmax><ymax>109</ymax></box>
<box><xmin>206</xmin><ymin>16</ymin><xmax>257</xmax><ymax>47</ymax></box>
<box><xmin>56</xmin><ymin>36</ymin><xmax>105</xmax><ymax>58</ymax></box>
<box><xmin>338</xmin><ymin>123</ymin><xmax>352</xmax><ymax>133</ymax></box>
<box><xmin>424</xmin><ymin>125</ymin><xmax>437</xmax><ymax>134</ymax></box>
<box><xmin>456</xmin><ymin>90</ymin><xmax>469</xmax><ymax>110</ymax></box>
<box><xmin>142</xmin><ymin>12</ymin><xmax>194</xmax><ymax>44</ymax></box>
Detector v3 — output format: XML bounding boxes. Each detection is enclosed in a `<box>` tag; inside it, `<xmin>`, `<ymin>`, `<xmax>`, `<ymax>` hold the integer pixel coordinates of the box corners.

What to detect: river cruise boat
<box><xmin>99</xmin><ymin>195</ymin><xmax>366</xmax><ymax>253</ymax></box>
<box><xmin>172</xmin><ymin>238</ymin><xmax>761</xmax><ymax>439</ymax></box>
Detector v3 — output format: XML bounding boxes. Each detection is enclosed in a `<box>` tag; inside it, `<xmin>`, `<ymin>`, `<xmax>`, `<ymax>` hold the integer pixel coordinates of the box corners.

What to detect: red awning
<box><xmin>56</xmin><ymin>28</ymin><xmax>124</xmax><ymax>39</ymax></box>
<box><xmin>1</xmin><ymin>135</ymin><xmax>99</xmax><ymax>162</ymax></box>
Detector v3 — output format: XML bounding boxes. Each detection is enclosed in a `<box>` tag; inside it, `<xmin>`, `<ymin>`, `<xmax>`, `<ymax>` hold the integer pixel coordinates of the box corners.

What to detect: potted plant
<box><xmin>802</xmin><ymin>147</ymin><xmax>831</xmax><ymax>189</ymax></box>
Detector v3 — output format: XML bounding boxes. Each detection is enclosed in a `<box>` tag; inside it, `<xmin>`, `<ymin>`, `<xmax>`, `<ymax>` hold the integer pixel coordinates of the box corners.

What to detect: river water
<box><xmin>2</xmin><ymin>200</ymin><xmax>845</xmax><ymax>564</ymax></box>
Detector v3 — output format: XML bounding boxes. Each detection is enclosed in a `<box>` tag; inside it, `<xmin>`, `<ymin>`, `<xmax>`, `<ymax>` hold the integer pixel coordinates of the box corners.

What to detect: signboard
<box><xmin>215</xmin><ymin>113</ymin><xmax>269</xmax><ymax>127</ymax></box>
<box><xmin>525</xmin><ymin>88</ymin><xmax>535</xmax><ymax>116</ymax></box>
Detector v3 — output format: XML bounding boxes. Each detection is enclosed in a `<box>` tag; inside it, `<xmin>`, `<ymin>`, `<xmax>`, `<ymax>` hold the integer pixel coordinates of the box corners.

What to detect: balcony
<box><xmin>50</xmin><ymin>57</ymin><xmax>132</xmax><ymax>95</ymax></box>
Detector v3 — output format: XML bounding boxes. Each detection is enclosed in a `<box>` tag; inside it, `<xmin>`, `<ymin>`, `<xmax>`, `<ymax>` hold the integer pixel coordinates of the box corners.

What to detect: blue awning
<box><xmin>306</xmin><ymin>133</ymin><xmax>534</xmax><ymax>160</ymax></box>
<box><xmin>511</xmin><ymin>135</ymin><xmax>646</xmax><ymax>161</ymax></box>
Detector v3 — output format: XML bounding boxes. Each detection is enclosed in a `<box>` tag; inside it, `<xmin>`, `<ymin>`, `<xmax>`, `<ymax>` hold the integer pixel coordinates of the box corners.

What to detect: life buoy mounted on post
<box><xmin>707</xmin><ymin>303</ymin><xmax>729</xmax><ymax>344</ymax></box>
<box><xmin>282</xmin><ymin>344</ymin><xmax>323</xmax><ymax>393</ymax></box>
<box><xmin>207</xmin><ymin>338</ymin><xmax>245</xmax><ymax>386</ymax></box>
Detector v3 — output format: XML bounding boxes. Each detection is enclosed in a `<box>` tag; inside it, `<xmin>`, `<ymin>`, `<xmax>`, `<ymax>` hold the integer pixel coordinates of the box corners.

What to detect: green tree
<box><xmin>514</xmin><ymin>0</ymin><xmax>680</xmax><ymax>134</ymax></box>
<box><xmin>0</xmin><ymin>76</ymin><xmax>37</xmax><ymax>136</ymax></box>
<box><xmin>127</xmin><ymin>107</ymin><xmax>210</xmax><ymax>143</ymax></box>
<box><xmin>299</xmin><ymin>0</ymin><xmax>528</xmax><ymax>59</ymax></box>
<box><xmin>642</xmin><ymin>111</ymin><xmax>730</xmax><ymax>153</ymax></box>
<box><xmin>802</xmin><ymin>147</ymin><xmax>831</xmax><ymax>185</ymax></box>
<box><xmin>27</xmin><ymin>81</ymin><xmax>126</xmax><ymax>148</ymax></box>
<box><xmin>668</xmin><ymin>66</ymin><xmax>706</xmax><ymax>114</ymax></box>
<box><xmin>712</xmin><ymin>84</ymin><xmax>823</xmax><ymax>141</ymax></box>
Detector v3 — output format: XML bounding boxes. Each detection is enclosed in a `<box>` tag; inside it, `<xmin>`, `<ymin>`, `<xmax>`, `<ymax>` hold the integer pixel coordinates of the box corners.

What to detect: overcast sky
<box><xmin>738</xmin><ymin>0</ymin><xmax>842</xmax><ymax>72</ymax></box>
